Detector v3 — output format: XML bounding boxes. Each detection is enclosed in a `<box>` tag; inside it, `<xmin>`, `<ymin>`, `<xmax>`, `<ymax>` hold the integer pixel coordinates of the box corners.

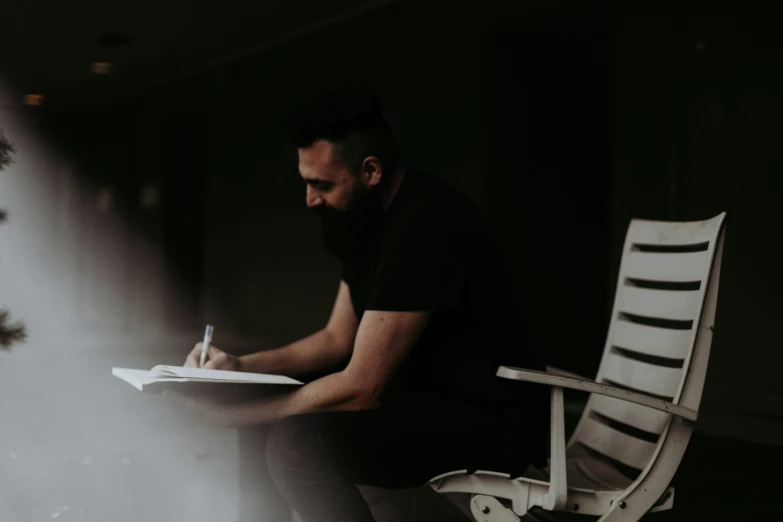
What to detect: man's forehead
<box><xmin>298</xmin><ymin>141</ymin><xmax>344</xmax><ymax>180</ymax></box>
<box><xmin>298</xmin><ymin>162</ymin><xmax>340</xmax><ymax>182</ymax></box>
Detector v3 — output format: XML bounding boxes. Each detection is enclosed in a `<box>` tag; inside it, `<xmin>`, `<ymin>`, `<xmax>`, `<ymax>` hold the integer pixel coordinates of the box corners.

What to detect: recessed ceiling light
<box><xmin>24</xmin><ymin>94</ymin><xmax>44</xmax><ymax>106</ymax></box>
<box><xmin>90</xmin><ymin>62</ymin><xmax>113</xmax><ymax>75</ymax></box>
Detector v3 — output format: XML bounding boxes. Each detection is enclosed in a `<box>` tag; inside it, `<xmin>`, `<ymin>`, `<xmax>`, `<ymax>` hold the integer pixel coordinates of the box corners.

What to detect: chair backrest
<box><xmin>567</xmin><ymin>213</ymin><xmax>727</xmax><ymax>478</ymax></box>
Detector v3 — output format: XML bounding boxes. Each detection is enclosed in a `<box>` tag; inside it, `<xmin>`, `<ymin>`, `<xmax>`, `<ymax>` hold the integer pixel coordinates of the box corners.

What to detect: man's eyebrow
<box><xmin>302</xmin><ymin>177</ymin><xmax>333</xmax><ymax>185</ymax></box>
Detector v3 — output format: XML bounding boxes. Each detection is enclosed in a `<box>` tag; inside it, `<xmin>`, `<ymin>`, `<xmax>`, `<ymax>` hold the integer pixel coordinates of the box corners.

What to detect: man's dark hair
<box><xmin>280</xmin><ymin>84</ymin><xmax>402</xmax><ymax>178</ymax></box>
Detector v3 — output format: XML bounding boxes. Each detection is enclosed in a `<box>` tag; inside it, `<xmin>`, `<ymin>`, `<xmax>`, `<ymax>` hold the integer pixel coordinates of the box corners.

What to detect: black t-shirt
<box><xmin>342</xmin><ymin>170</ymin><xmax>549</xmax><ymax>424</ymax></box>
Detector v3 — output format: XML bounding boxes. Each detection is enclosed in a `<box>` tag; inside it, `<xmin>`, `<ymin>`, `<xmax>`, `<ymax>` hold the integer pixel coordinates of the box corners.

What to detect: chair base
<box><xmin>648</xmin><ymin>487</ymin><xmax>675</xmax><ymax>513</ymax></box>
<box><xmin>432</xmin><ymin>484</ymin><xmax>675</xmax><ymax>522</ymax></box>
<box><xmin>470</xmin><ymin>495</ymin><xmax>520</xmax><ymax>522</ymax></box>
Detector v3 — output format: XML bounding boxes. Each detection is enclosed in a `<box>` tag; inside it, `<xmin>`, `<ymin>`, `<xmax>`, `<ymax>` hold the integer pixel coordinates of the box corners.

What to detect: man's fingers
<box><xmin>202</xmin><ymin>352</ymin><xmax>225</xmax><ymax>370</ymax></box>
<box><xmin>201</xmin><ymin>345</ymin><xmax>225</xmax><ymax>369</ymax></box>
<box><xmin>186</xmin><ymin>343</ymin><xmax>232</xmax><ymax>370</ymax></box>
<box><xmin>183</xmin><ymin>343</ymin><xmax>203</xmax><ymax>367</ymax></box>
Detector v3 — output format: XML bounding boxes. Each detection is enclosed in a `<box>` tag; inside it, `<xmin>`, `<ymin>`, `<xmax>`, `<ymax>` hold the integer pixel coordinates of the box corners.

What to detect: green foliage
<box><xmin>0</xmin><ymin>131</ymin><xmax>14</xmax><ymax>171</ymax></box>
<box><xmin>0</xmin><ymin>130</ymin><xmax>27</xmax><ymax>350</ymax></box>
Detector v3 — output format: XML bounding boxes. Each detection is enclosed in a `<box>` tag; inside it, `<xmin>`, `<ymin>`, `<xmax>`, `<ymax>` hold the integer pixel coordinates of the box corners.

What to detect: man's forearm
<box><xmin>238</xmin><ymin>328</ymin><xmax>349</xmax><ymax>378</ymax></box>
<box><xmin>222</xmin><ymin>369</ymin><xmax>375</xmax><ymax>426</ymax></box>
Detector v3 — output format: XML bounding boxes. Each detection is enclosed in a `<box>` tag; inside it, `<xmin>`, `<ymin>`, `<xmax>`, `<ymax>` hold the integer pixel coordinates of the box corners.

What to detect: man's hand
<box><xmin>184</xmin><ymin>343</ymin><xmax>242</xmax><ymax>371</ymax></box>
<box><xmin>172</xmin><ymin>310</ymin><xmax>433</xmax><ymax>428</ymax></box>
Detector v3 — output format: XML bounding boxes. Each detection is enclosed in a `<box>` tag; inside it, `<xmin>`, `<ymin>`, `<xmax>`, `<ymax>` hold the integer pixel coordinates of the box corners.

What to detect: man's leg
<box><xmin>238</xmin><ymin>426</ymin><xmax>293</xmax><ymax>522</ymax></box>
<box><xmin>264</xmin><ymin>399</ymin><xmax>541</xmax><ymax>522</ymax></box>
<box><xmin>264</xmin><ymin>413</ymin><xmax>377</xmax><ymax>522</ymax></box>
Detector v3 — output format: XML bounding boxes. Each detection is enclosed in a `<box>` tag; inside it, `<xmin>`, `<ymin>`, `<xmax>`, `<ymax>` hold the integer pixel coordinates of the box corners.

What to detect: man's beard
<box><xmin>314</xmin><ymin>186</ymin><xmax>385</xmax><ymax>260</ymax></box>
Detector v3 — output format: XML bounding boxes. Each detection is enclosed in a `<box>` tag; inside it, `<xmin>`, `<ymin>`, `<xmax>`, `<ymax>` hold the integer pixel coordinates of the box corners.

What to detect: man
<box><xmin>179</xmin><ymin>84</ymin><xmax>549</xmax><ymax>522</ymax></box>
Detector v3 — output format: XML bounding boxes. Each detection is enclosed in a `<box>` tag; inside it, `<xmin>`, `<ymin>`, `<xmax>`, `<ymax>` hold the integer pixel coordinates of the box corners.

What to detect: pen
<box><xmin>200</xmin><ymin>324</ymin><xmax>214</xmax><ymax>368</ymax></box>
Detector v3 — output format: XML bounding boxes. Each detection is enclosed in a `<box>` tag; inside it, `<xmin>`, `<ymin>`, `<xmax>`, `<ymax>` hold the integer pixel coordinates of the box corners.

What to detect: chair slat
<box><xmin>610</xmin><ymin>319</ymin><xmax>693</xmax><ymax>360</ymax></box>
<box><xmin>623</xmin><ymin>251</ymin><xmax>710</xmax><ymax>283</ymax></box>
<box><xmin>576</xmin><ymin>416</ymin><xmax>657</xmax><ymax>470</ymax></box>
<box><xmin>626</xmin><ymin>216</ymin><xmax>723</xmax><ymax>246</ymax></box>
<box><xmin>600</xmin><ymin>351</ymin><xmax>683</xmax><ymax>400</ymax></box>
<box><xmin>616</xmin><ymin>286</ymin><xmax>701</xmax><ymax>322</ymax></box>
<box><xmin>586</xmin><ymin>394</ymin><xmax>671</xmax><ymax>436</ymax></box>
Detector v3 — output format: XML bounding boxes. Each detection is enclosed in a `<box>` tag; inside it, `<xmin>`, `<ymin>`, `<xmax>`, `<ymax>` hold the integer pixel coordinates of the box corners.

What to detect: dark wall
<box><xmin>199</xmin><ymin>1</ymin><xmax>616</xmax><ymax>376</ymax></box>
<box><xmin>51</xmin><ymin>78</ymin><xmax>216</xmax><ymax>336</ymax></box>
<box><xmin>50</xmin><ymin>0</ymin><xmax>783</xmax><ymax>441</ymax></box>
<box><xmin>484</xmin><ymin>7</ymin><xmax>613</xmax><ymax>378</ymax></box>
<box><xmin>200</xmin><ymin>0</ymin><xmax>489</xmax><ymax>348</ymax></box>
<box><xmin>51</xmin><ymin>0</ymin><xmax>612</xmax><ymax>361</ymax></box>
<box><xmin>161</xmin><ymin>111</ymin><xmax>207</xmax><ymax>330</ymax></box>
<box><xmin>611</xmin><ymin>6</ymin><xmax>783</xmax><ymax>436</ymax></box>
<box><xmin>180</xmin><ymin>3</ymin><xmax>783</xmax><ymax>439</ymax></box>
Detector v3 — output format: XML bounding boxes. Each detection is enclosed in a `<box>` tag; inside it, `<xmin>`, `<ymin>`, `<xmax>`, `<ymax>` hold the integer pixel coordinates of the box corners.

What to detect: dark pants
<box><xmin>238</xmin><ymin>394</ymin><xmax>545</xmax><ymax>522</ymax></box>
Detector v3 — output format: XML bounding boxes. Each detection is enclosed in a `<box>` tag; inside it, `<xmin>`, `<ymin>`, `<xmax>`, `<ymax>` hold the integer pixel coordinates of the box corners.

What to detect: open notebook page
<box><xmin>112</xmin><ymin>366</ymin><xmax>302</xmax><ymax>391</ymax></box>
<box><xmin>148</xmin><ymin>365</ymin><xmax>302</xmax><ymax>385</ymax></box>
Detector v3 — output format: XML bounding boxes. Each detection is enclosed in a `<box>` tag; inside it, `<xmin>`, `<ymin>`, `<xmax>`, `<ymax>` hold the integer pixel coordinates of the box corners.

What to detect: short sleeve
<box><xmin>365</xmin><ymin>219</ymin><xmax>466</xmax><ymax>312</ymax></box>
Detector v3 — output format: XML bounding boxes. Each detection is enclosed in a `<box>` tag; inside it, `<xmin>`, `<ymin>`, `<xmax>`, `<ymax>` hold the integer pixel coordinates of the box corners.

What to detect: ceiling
<box><xmin>0</xmin><ymin>0</ymin><xmax>397</xmax><ymax>114</ymax></box>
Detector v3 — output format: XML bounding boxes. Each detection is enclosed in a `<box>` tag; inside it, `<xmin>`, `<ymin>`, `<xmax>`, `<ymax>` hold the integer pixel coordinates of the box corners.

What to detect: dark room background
<box><xmin>21</xmin><ymin>0</ymin><xmax>783</xmax><ymax>446</ymax></box>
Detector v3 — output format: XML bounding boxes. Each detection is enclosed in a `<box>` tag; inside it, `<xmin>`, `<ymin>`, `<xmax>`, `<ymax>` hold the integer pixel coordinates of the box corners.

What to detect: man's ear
<box><xmin>361</xmin><ymin>156</ymin><xmax>383</xmax><ymax>187</ymax></box>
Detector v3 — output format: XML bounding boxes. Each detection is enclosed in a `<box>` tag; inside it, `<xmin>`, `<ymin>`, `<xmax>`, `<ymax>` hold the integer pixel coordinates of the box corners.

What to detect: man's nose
<box><xmin>306</xmin><ymin>185</ymin><xmax>323</xmax><ymax>208</ymax></box>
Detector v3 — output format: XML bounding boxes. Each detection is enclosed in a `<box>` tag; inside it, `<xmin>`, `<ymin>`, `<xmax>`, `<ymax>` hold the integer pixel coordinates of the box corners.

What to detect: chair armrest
<box><xmin>497</xmin><ymin>366</ymin><xmax>697</xmax><ymax>422</ymax></box>
<box><xmin>545</xmin><ymin>365</ymin><xmax>591</xmax><ymax>380</ymax></box>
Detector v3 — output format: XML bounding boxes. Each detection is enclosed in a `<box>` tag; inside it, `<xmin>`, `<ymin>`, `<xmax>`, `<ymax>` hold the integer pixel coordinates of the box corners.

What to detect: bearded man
<box><xmin>181</xmin><ymin>84</ymin><xmax>549</xmax><ymax>522</ymax></box>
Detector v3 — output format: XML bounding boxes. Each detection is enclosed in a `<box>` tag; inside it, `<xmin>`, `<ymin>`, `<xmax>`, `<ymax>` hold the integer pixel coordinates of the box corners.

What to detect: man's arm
<box><xmin>201</xmin><ymin>309</ymin><xmax>432</xmax><ymax>427</ymax></box>
<box><xmin>238</xmin><ymin>280</ymin><xmax>358</xmax><ymax>379</ymax></box>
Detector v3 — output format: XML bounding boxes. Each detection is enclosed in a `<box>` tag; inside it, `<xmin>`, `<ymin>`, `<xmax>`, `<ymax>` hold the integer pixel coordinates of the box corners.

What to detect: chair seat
<box><xmin>565</xmin><ymin>444</ymin><xmax>635</xmax><ymax>491</ymax></box>
<box><xmin>522</xmin><ymin>444</ymin><xmax>634</xmax><ymax>492</ymax></box>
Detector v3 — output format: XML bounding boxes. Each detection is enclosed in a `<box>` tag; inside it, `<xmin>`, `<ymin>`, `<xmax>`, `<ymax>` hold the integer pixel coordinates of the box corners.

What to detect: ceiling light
<box><xmin>90</xmin><ymin>62</ymin><xmax>113</xmax><ymax>75</ymax></box>
<box><xmin>24</xmin><ymin>94</ymin><xmax>44</xmax><ymax>106</ymax></box>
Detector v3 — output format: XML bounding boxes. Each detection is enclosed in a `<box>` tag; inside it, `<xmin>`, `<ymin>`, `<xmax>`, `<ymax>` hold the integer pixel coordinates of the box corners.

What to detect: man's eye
<box><xmin>303</xmin><ymin>178</ymin><xmax>333</xmax><ymax>191</ymax></box>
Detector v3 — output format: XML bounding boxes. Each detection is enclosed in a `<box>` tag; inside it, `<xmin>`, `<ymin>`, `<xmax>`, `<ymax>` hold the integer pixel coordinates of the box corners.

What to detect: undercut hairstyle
<box><xmin>280</xmin><ymin>83</ymin><xmax>402</xmax><ymax>180</ymax></box>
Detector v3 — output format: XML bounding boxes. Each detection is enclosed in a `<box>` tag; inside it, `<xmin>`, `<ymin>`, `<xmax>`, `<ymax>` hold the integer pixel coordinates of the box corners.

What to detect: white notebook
<box><xmin>112</xmin><ymin>365</ymin><xmax>303</xmax><ymax>392</ymax></box>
